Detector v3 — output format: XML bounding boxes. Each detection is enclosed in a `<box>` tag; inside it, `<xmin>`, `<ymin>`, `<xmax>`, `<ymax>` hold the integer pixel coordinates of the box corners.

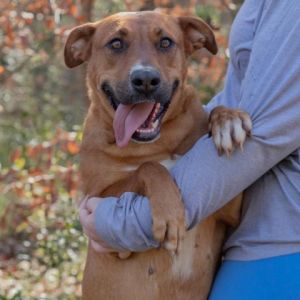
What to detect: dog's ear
<box><xmin>64</xmin><ymin>23</ymin><xmax>96</xmax><ymax>68</ymax></box>
<box><xmin>178</xmin><ymin>16</ymin><xmax>218</xmax><ymax>55</ymax></box>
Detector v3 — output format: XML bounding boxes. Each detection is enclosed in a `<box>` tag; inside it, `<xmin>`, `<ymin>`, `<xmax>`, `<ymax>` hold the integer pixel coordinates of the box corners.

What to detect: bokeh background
<box><xmin>0</xmin><ymin>0</ymin><xmax>243</xmax><ymax>299</ymax></box>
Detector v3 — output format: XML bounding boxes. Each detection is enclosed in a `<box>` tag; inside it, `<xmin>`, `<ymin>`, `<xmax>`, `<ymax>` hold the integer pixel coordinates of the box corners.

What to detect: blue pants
<box><xmin>209</xmin><ymin>252</ymin><xmax>300</xmax><ymax>300</ymax></box>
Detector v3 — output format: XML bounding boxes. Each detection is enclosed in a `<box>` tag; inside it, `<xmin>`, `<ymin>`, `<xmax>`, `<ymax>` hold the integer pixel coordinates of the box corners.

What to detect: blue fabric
<box><xmin>209</xmin><ymin>252</ymin><xmax>300</xmax><ymax>300</ymax></box>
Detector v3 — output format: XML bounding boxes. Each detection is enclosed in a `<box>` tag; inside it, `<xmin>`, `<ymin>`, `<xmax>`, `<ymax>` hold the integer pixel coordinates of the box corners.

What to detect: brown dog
<box><xmin>64</xmin><ymin>11</ymin><xmax>251</xmax><ymax>300</ymax></box>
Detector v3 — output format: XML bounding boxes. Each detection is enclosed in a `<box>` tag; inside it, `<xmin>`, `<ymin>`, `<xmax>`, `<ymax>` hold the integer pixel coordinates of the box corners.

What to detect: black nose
<box><xmin>130</xmin><ymin>67</ymin><xmax>161</xmax><ymax>94</ymax></box>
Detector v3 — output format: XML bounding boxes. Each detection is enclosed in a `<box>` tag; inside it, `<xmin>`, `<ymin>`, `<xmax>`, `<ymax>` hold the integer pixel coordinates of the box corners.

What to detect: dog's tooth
<box><xmin>153</xmin><ymin>120</ymin><xmax>159</xmax><ymax>128</ymax></box>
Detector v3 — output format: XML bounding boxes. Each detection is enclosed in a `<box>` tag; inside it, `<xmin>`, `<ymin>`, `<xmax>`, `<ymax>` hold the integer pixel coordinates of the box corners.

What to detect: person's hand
<box><xmin>79</xmin><ymin>196</ymin><xmax>132</xmax><ymax>259</ymax></box>
<box><xmin>79</xmin><ymin>196</ymin><xmax>117</xmax><ymax>254</ymax></box>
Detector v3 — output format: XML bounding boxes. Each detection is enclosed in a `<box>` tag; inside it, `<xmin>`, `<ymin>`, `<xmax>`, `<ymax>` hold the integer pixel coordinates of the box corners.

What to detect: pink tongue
<box><xmin>113</xmin><ymin>102</ymin><xmax>155</xmax><ymax>147</ymax></box>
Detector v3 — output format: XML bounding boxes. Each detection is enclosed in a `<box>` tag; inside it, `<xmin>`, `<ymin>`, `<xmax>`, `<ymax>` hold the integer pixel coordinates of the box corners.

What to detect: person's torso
<box><xmin>223</xmin><ymin>0</ymin><xmax>300</xmax><ymax>260</ymax></box>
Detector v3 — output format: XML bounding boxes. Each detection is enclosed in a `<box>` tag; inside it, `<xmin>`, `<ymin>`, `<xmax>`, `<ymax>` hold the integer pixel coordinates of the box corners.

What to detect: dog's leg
<box><xmin>135</xmin><ymin>162</ymin><xmax>186</xmax><ymax>253</ymax></box>
<box><xmin>209</xmin><ymin>106</ymin><xmax>252</xmax><ymax>156</ymax></box>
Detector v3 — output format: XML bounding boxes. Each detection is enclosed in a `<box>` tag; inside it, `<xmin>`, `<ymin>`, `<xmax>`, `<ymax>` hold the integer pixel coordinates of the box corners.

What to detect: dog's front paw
<box><xmin>137</xmin><ymin>162</ymin><xmax>186</xmax><ymax>254</ymax></box>
<box><xmin>151</xmin><ymin>185</ymin><xmax>186</xmax><ymax>254</ymax></box>
<box><xmin>209</xmin><ymin>106</ymin><xmax>252</xmax><ymax>156</ymax></box>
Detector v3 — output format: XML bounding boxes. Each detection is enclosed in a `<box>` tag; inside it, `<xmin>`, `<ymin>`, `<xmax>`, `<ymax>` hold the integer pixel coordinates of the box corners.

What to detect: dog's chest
<box><xmin>121</xmin><ymin>155</ymin><xmax>197</xmax><ymax>279</ymax></box>
<box><xmin>172</xmin><ymin>228</ymin><xmax>197</xmax><ymax>280</ymax></box>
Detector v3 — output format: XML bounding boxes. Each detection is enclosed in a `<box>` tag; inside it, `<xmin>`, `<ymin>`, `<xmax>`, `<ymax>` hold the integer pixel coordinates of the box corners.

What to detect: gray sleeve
<box><xmin>204</xmin><ymin>62</ymin><xmax>243</xmax><ymax>114</ymax></box>
<box><xmin>94</xmin><ymin>193</ymin><xmax>159</xmax><ymax>252</ymax></box>
<box><xmin>94</xmin><ymin>2</ymin><xmax>300</xmax><ymax>251</ymax></box>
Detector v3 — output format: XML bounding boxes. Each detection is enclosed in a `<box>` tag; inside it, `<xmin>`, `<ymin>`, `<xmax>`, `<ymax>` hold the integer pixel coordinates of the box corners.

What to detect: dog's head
<box><xmin>64</xmin><ymin>11</ymin><xmax>217</xmax><ymax>147</ymax></box>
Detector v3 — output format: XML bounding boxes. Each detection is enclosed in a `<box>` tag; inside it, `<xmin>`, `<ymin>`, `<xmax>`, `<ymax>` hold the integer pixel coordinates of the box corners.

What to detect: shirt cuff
<box><xmin>94</xmin><ymin>192</ymin><xmax>160</xmax><ymax>252</ymax></box>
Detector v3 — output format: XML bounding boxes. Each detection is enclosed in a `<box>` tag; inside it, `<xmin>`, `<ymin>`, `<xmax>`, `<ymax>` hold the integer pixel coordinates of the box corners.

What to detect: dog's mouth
<box><xmin>114</xmin><ymin>101</ymin><xmax>169</xmax><ymax>147</ymax></box>
<box><xmin>102</xmin><ymin>81</ymin><xmax>178</xmax><ymax>148</ymax></box>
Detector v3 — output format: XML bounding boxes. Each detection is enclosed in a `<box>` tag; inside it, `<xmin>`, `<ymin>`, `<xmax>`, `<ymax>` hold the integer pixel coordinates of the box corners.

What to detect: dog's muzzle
<box><xmin>101</xmin><ymin>70</ymin><xmax>179</xmax><ymax>147</ymax></box>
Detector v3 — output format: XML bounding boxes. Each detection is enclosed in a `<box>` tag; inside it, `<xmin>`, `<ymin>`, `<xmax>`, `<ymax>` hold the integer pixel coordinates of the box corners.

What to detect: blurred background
<box><xmin>0</xmin><ymin>0</ymin><xmax>243</xmax><ymax>299</ymax></box>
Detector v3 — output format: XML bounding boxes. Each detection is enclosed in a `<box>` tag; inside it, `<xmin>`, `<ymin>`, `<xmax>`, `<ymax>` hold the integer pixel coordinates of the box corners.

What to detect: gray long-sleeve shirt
<box><xmin>93</xmin><ymin>0</ymin><xmax>300</xmax><ymax>261</ymax></box>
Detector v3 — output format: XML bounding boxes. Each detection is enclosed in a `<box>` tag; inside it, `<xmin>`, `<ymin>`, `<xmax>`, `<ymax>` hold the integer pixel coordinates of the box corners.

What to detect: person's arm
<box><xmin>89</xmin><ymin>2</ymin><xmax>300</xmax><ymax>252</ymax></box>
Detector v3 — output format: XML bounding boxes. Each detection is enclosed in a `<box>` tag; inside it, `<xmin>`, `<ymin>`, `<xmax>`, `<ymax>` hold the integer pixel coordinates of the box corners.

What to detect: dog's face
<box><xmin>64</xmin><ymin>11</ymin><xmax>217</xmax><ymax>147</ymax></box>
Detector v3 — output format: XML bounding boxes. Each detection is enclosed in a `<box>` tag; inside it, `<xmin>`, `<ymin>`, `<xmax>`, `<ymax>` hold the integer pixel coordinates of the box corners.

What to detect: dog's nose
<box><xmin>130</xmin><ymin>67</ymin><xmax>161</xmax><ymax>94</ymax></box>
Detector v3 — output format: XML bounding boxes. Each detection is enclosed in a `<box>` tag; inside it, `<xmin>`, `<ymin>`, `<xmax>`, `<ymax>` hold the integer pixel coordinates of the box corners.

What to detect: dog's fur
<box><xmin>65</xmin><ymin>11</ymin><xmax>250</xmax><ymax>300</ymax></box>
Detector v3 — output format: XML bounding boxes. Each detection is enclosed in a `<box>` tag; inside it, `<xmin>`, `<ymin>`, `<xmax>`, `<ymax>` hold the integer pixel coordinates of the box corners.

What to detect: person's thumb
<box><xmin>86</xmin><ymin>197</ymin><xmax>103</xmax><ymax>212</ymax></box>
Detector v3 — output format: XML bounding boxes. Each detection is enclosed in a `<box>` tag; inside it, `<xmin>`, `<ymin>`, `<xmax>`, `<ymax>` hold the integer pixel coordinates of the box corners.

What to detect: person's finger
<box><xmin>79</xmin><ymin>206</ymin><xmax>90</xmax><ymax>227</ymax></box>
<box><xmin>86</xmin><ymin>197</ymin><xmax>102</xmax><ymax>212</ymax></box>
<box><xmin>78</xmin><ymin>195</ymin><xmax>89</xmax><ymax>209</ymax></box>
<box><xmin>85</xmin><ymin>225</ymin><xmax>100</xmax><ymax>241</ymax></box>
<box><xmin>91</xmin><ymin>239</ymin><xmax>116</xmax><ymax>253</ymax></box>
<box><xmin>81</xmin><ymin>220</ymin><xmax>100</xmax><ymax>241</ymax></box>
<box><xmin>82</xmin><ymin>227</ymin><xmax>93</xmax><ymax>239</ymax></box>
<box><xmin>80</xmin><ymin>213</ymin><xmax>103</xmax><ymax>241</ymax></box>
<box><xmin>79</xmin><ymin>211</ymin><xmax>94</xmax><ymax>234</ymax></box>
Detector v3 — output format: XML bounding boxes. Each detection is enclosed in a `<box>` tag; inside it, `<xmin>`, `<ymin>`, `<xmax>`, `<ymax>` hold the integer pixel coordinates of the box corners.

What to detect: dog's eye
<box><xmin>159</xmin><ymin>37</ymin><xmax>173</xmax><ymax>49</ymax></box>
<box><xmin>107</xmin><ymin>38</ymin><xmax>124</xmax><ymax>51</ymax></box>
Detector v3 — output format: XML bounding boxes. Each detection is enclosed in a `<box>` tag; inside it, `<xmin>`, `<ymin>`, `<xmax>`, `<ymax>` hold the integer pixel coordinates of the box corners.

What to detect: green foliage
<box><xmin>0</xmin><ymin>0</ymin><xmax>86</xmax><ymax>167</ymax></box>
<box><xmin>196</xmin><ymin>4</ymin><xmax>221</xmax><ymax>24</ymax></box>
<box><xmin>0</xmin><ymin>129</ymin><xmax>85</xmax><ymax>298</ymax></box>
